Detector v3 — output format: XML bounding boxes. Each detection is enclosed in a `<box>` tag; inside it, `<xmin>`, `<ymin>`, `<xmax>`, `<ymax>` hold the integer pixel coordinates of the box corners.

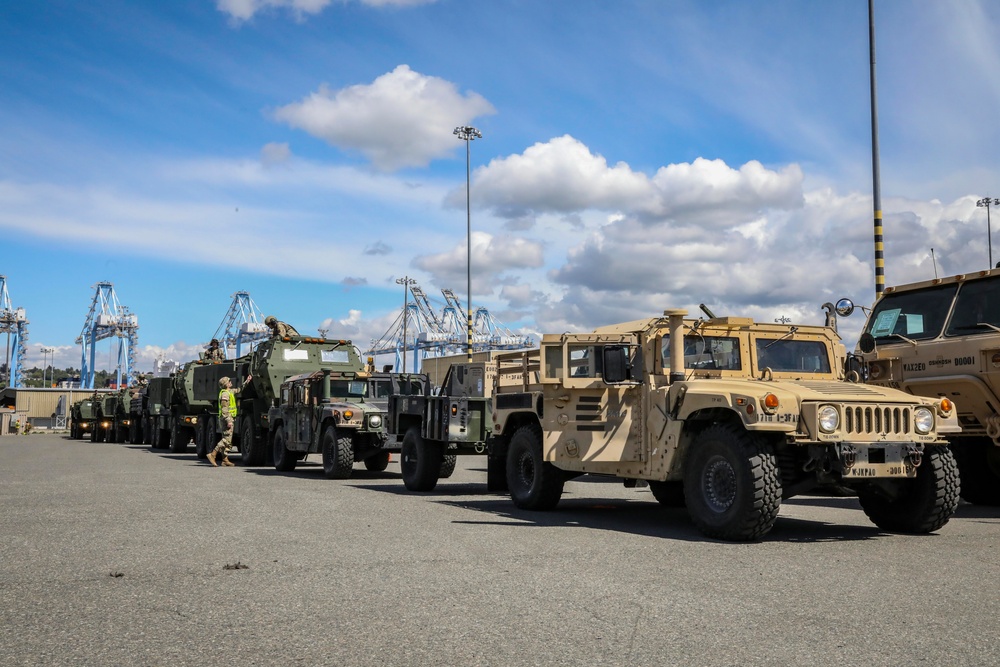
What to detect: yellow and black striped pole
<box><xmin>869</xmin><ymin>0</ymin><xmax>885</xmax><ymax>299</ymax></box>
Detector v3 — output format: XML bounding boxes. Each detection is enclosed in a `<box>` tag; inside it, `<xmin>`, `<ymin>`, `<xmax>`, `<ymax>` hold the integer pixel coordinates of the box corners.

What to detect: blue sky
<box><xmin>3</xmin><ymin>0</ymin><xmax>1000</xmax><ymax>373</ymax></box>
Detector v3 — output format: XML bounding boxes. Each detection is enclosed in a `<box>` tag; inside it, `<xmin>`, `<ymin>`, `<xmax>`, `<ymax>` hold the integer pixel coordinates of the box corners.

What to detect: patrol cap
<box><xmin>219</xmin><ymin>376</ymin><xmax>231</xmax><ymax>388</ymax></box>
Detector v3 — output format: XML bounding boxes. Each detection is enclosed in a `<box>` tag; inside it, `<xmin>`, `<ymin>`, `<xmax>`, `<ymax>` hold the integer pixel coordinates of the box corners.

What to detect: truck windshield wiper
<box><xmin>877</xmin><ymin>332</ymin><xmax>918</xmax><ymax>346</ymax></box>
<box><xmin>764</xmin><ymin>326</ymin><xmax>798</xmax><ymax>349</ymax></box>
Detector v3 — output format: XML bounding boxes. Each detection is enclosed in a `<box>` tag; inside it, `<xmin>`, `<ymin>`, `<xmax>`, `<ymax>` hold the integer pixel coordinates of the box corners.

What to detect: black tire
<box><xmin>141</xmin><ymin>418</ymin><xmax>150</xmax><ymax>445</ymax></box>
<box><xmin>683</xmin><ymin>423</ymin><xmax>781</xmax><ymax>541</ymax></box>
<box><xmin>649</xmin><ymin>480</ymin><xmax>686</xmax><ymax>507</ymax></box>
<box><xmin>364</xmin><ymin>450</ymin><xmax>390</xmax><ymax>472</ymax></box>
<box><xmin>439</xmin><ymin>454</ymin><xmax>457</xmax><ymax>479</ymax></box>
<box><xmin>858</xmin><ymin>447</ymin><xmax>960</xmax><ymax>533</ymax></box>
<box><xmin>400</xmin><ymin>427</ymin><xmax>441</xmax><ymax>491</ymax></box>
<box><xmin>239</xmin><ymin>419</ymin><xmax>265</xmax><ymax>467</ymax></box>
<box><xmin>169</xmin><ymin>422</ymin><xmax>189</xmax><ymax>453</ymax></box>
<box><xmin>321</xmin><ymin>426</ymin><xmax>354</xmax><ymax>479</ymax></box>
<box><xmin>506</xmin><ymin>424</ymin><xmax>564</xmax><ymax>511</ymax></box>
<box><xmin>273</xmin><ymin>428</ymin><xmax>297</xmax><ymax>472</ymax></box>
<box><xmin>128</xmin><ymin>419</ymin><xmax>140</xmax><ymax>444</ymax></box>
<box><xmin>950</xmin><ymin>439</ymin><xmax>1000</xmax><ymax>506</ymax></box>
<box><xmin>91</xmin><ymin>425</ymin><xmax>100</xmax><ymax>443</ymax></box>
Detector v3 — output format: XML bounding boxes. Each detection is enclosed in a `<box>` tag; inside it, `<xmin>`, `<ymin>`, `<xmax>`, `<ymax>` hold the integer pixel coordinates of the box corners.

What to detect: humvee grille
<box><xmin>843</xmin><ymin>405</ymin><xmax>911</xmax><ymax>436</ymax></box>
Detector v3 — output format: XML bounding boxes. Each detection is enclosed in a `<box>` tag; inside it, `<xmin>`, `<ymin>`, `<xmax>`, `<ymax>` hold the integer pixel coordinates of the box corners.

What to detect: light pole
<box><xmin>454</xmin><ymin>125</ymin><xmax>482</xmax><ymax>362</ymax></box>
<box><xmin>41</xmin><ymin>347</ymin><xmax>54</xmax><ymax>387</ymax></box>
<box><xmin>395</xmin><ymin>276</ymin><xmax>416</xmax><ymax>372</ymax></box>
<box><xmin>976</xmin><ymin>197</ymin><xmax>1000</xmax><ymax>268</ymax></box>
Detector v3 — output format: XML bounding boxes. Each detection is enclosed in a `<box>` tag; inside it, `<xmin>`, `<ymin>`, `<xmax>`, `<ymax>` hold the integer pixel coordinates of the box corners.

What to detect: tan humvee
<box><xmin>487</xmin><ymin>310</ymin><xmax>960</xmax><ymax>541</ymax></box>
<box><xmin>849</xmin><ymin>267</ymin><xmax>1000</xmax><ymax>505</ymax></box>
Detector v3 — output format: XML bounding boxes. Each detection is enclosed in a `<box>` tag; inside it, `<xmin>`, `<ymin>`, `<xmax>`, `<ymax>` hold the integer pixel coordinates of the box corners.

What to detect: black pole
<box><xmin>869</xmin><ymin>0</ymin><xmax>885</xmax><ymax>300</ymax></box>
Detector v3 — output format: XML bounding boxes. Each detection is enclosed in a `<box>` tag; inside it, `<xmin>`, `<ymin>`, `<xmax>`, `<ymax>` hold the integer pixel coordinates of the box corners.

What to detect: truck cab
<box><xmin>851</xmin><ymin>268</ymin><xmax>1000</xmax><ymax>505</ymax></box>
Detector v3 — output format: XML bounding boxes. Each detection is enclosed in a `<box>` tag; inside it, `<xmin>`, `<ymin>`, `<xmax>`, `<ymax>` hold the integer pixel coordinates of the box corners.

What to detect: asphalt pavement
<box><xmin>1</xmin><ymin>434</ymin><xmax>998</xmax><ymax>667</ymax></box>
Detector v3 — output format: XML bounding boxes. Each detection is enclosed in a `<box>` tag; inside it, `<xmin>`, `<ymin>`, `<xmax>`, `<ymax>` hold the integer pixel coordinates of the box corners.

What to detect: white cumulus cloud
<box><xmin>273</xmin><ymin>65</ymin><xmax>496</xmax><ymax>171</ymax></box>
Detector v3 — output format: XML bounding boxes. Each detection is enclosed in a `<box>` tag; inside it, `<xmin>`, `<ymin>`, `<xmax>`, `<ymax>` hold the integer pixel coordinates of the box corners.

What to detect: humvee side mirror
<box><xmin>859</xmin><ymin>332</ymin><xmax>876</xmax><ymax>354</ymax></box>
<box><xmin>835</xmin><ymin>298</ymin><xmax>855</xmax><ymax>317</ymax></box>
<box><xmin>602</xmin><ymin>346</ymin><xmax>630</xmax><ymax>383</ymax></box>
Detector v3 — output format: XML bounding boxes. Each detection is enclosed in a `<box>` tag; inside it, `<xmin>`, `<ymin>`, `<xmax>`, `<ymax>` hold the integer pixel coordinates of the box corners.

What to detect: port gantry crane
<box><xmin>0</xmin><ymin>275</ymin><xmax>29</xmax><ymax>388</ymax></box>
<box><xmin>76</xmin><ymin>281</ymin><xmax>139</xmax><ymax>390</ymax></box>
<box><xmin>366</xmin><ymin>281</ymin><xmax>533</xmax><ymax>373</ymax></box>
<box><xmin>210</xmin><ymin>291</ymin><xmax>269</xmax><ymax>359</ymax></box>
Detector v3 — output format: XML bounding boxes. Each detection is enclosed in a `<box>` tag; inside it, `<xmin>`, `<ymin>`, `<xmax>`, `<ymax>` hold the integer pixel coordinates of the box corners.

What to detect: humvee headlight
<box><xmin>869</xmin><ymin>363</ymin><xmax>882</xmax><ymax>380</ymax></box>
<box><xmin>914</xmin><ymin>407</ymin><xmax>935</xmax><ymax>434</ymax></box>
<box><xmin>818</xmin><ymin>405</ymin><xmax>840</xmax><ymax>433</ymax></box>
<box><xmin>369</xmin><ymin>414</ymin><xmax>382</xmax><ymax>428</ymax></box>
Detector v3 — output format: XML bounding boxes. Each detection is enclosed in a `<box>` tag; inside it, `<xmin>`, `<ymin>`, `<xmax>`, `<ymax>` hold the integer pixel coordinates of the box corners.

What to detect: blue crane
<box><xmin>76</xmin><ymin>281</ymin><xmax>139</xmax><ymax>389</ymax></box>
<box><xmin>0</xmin><ymin>275</ymin><xmax>29</xmax><ymax>388</ymax></box>
<box><xmin>211</xmin><ymin>291</ymin><xmax>269</xmax><ymax>358</ymax></box>
<box><xmin>366</xmin><ymin>282</ymin><xmax>534</xmax><ymax>373</ymax></box>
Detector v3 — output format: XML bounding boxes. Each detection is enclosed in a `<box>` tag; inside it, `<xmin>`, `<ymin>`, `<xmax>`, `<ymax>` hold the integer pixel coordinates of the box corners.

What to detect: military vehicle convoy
<box><xmin>133</xmin><ymin>335</ymin><xmax>383</xmax><ymax>468</ymax></box>
<box><xmin>846</xmin><ymin>268</ymin><xmax>1000</xmax><ymax>505</ymax></box>
<box><xmin>396</xmin><ymin>309</ymin><xmax>961</xmax><ymax>541</ymax></box>
<box><xmin>268</xmin><ymin>367</ymin><xmax>390</xmax><ymax>477</ymax></box>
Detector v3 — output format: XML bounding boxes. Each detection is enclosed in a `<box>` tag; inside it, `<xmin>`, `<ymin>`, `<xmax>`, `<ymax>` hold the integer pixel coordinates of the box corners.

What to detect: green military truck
<box><xmin>846</xmin><ymin>267</ymin><xmax>1000</xmax><ymax>505</ymax></box>
<box><xmin>268</xmin><ymin>367</ymin><xmax>390</xmax><ymax>477</ymax></box>
<box><xmin>386</xmin><ymin>367</ymin><xmax>487</xmax><ymax>491</ymax></box>
<box><xmin>143</xmin><ymin>376</ymin><xmax>174</xmax><ymax>449</ymax></box>
<box><xmin>91</xmin><ymin>392</ymin><xmax>128</xmax><ymax>443</ymax></box>
<box><xmin>146</xmin><ymin>359</ymin><xmax>237</xmax><ymax>455</ymax></box>
<box><xmin>70</xmin><ymin>397</ymin><xmax>98</xmax><ymax>440</ymax></box>
<box><xmin>453</xmin><ymin>309</ymin><xmax>960</xmax><ymax>541</ymax></box>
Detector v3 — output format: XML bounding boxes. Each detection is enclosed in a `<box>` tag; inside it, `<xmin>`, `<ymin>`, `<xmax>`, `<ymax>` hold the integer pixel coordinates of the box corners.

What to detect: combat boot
<box><xmin>207</xmin><ymin>451</ymin><xmax>218</xmax><ymax>467</ymax></box>
<box><xmin>221</xmin><ymin>457</ymin><xmax>234</xmax><ymax>467</ymax></box>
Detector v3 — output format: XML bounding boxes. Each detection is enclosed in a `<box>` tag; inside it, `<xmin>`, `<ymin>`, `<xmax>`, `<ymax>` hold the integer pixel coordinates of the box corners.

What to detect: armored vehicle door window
<box><xmin>281</xmin><ymin>386</ymin><xmax>290</xmax><ymax>403</ymax></box>
<box><xmin>321</xmin><ymin>349</ymin><xmax>350</xmax><ymax>364</ymax></box>
<box><xmin>946</xmin><ymin>277</ymin><xmax>1000</xmax><ymax>336</ymax></box>
<box><xmin>661</xmin><ymin>335</ymin><xmax>742</xmax><ymax>371</ymax></box>
<box><xmin>543</xmin><ymin>344</ymin><xmax>563</xmax><ymax>379</ymax></box>
<box><xmin>284</xmin><ymin>349</ymin><xmax>310</xmax><ymax>361</ymax></box>
<box><xmin>866</xmin><ymin>284</ymin><xmax>956</xmax><ymax>341</ymax></box>
<box><xmin>755</xmin><ymin>339</ymin><xmax>831</xmax><ymax>373</ymax></box>
<box><xmin>568</xmin><ymin>345</ymin><xmax>603</xmax><ymax>378</ymax></box>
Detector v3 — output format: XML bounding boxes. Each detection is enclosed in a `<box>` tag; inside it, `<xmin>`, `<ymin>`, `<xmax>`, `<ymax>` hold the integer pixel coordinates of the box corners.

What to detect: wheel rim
<box><xmin>701</xmin><ymin>455</ymin><xmax>737</xmax><ymax>513</ymax></box>
<box><xmin>516</xmin><ymin>449</ymin><xmax>535</xmax><ymax>490</ymax></box>
<box><xmin>401</xmin><ymin>442</ymin><xmax>416</xmax><ymax>475</ymax></box>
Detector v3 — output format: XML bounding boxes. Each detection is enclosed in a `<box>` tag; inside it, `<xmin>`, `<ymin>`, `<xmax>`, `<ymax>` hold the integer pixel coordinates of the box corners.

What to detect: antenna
<box><xmin>930</xmin><ymin>248</ymin><xmax>939</xmax><ymax>279</ymax></box>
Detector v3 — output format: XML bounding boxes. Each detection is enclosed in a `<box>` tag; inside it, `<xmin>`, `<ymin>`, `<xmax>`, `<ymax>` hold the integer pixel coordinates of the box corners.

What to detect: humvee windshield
<box><xmin>864</xmin><ymin>284</ymin><xmax>957</xmax><ymax>341</ymax></box>
<box><xmin>661</xmin><ymin>335</ymin><xmax>742</xmax><ymax>371</ymax></box>
<box><xmin>329</xmin><ymin>380</ymin><xmax>366</xmax><ymax>398</ymax></box>
<box><xmin>754</xmin><ymin>339</ymin><xmax>831</xmax><ymax>373</ymax></box>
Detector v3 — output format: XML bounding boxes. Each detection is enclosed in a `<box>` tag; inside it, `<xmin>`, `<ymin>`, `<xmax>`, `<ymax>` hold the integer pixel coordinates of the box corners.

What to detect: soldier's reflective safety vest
<box><xmin>219</xmin><ymin>389</ymin><xmax>237</xmax><ymax>420</ymax></box>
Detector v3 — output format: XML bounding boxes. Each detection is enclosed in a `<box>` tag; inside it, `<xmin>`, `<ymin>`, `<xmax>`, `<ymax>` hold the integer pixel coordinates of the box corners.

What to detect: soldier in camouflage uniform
<box><xmin>264</xmin><ymin>315</ymin><xmax>299</xmax><ymax>338</ymax></box>
<box><xmin>208</xmin><ymin>376</ymin><xmax>245</xmax><ymax>467</ymax></box>
<box><xmin>204</xmin><ymin>339</ymin><xmax>225</xmax><ymax>362</ymax></box>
